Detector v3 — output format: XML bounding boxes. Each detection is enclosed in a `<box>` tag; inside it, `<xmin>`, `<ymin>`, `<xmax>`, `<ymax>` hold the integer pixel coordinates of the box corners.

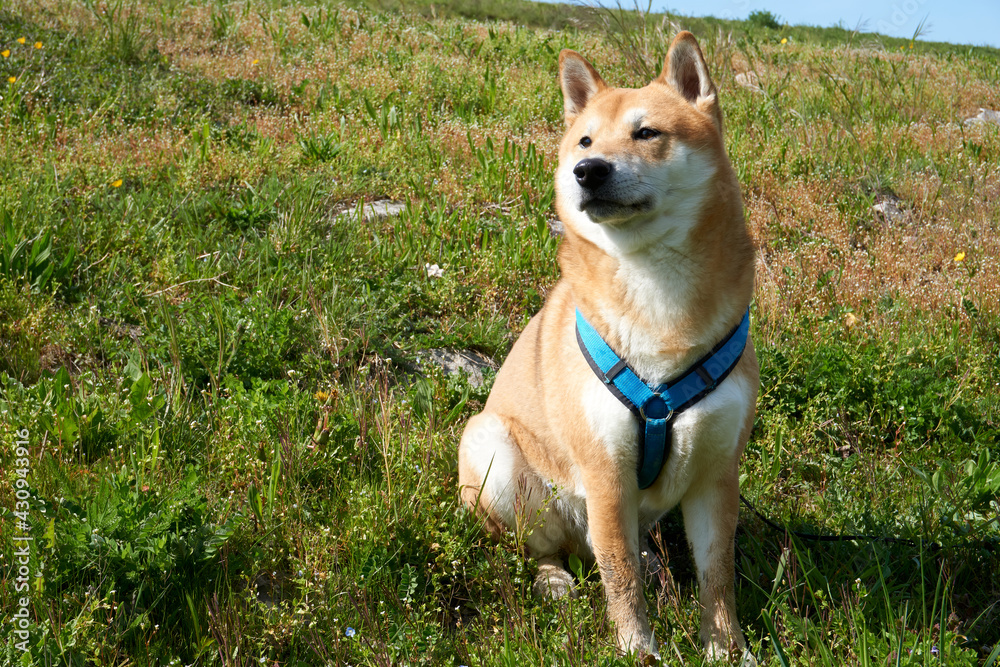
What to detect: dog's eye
<box><xmin>634</xmin><ymin>127</ymin><xmax>661</xmax><ymax>140</ymax></box>
<box><xmin>579</xmin><ymin>136</ymin><xmax>592</xmax><ymax>148</ymax></box>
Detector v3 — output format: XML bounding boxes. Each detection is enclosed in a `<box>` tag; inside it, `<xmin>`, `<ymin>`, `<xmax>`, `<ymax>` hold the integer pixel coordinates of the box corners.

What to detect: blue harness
<box><xmin>575</xmin><ymin>308</ymin><xmax>751</xmax><ymax>489</ymax></box>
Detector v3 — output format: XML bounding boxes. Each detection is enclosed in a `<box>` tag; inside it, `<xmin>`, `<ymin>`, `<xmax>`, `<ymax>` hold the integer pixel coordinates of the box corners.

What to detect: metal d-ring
<box><xmin>639</xmin><ymin>393</ymin><xmax>673</xmax><ymax>422</ymax></box>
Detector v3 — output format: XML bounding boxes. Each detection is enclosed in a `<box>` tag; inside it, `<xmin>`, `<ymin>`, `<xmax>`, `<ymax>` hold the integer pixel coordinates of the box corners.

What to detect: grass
<box><xmin>0</xmin><ymin>0</ymin><xmax>998</xmax><ymax>664</ymax></box>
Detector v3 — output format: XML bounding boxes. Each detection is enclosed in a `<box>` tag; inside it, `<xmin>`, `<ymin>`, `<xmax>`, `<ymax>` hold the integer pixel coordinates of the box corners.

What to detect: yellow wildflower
<box><xmin>1</xmin><ymin>49</ymin><xmax>9</xmax><ymax>58</ymax></box>
<box><xmin>954</xmin><ymin>251</ymin><xmax>965</xmax><ymax>262</ymax></box>
<box><xmin>112</xmin><ymin>179</ymin><xmax>123</xmax><ymax>188</ymax></box>
<box><xmin>34</xmin><ymin>41</ymin><xmax>42</xmax><ymax>49</ymax></box>
<box><xmin>252</xmin><ymin>58</ymin><xmax>259</xmax><ymax>65</ymax></box>
<box><xmin>17</xmin><ymin>37</ymin><xmax>26</xmax><ymax>44</ymax></box>
<box><xmin>844</xmin><ymin>312</ymin><xmax>858</xmax><ymax>328</ymax></box>
<box><xmin>7</xmin><ymin>76</ymin><xmax>15</xmax><ymax>83</ymax></box>
<box><xmin>314</xmin><ymin>390</ymin><xmax>330</xmax><ymax>402</ymax></box>
<box><xmin>780</xmin><ymin>38</ymin><xmax>788</xmax><ymax>45</ymax></box>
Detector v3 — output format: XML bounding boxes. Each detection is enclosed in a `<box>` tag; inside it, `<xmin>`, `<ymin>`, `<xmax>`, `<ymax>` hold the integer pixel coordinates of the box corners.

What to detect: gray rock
<box><xmin>417</xmin><ymin>348</ymin><xmax>497</xmax><ymax>388</ymax></box>
<box><xmin>964</xmin><ymin>108</ymin><xmax>1000</xmax><ymax>126</ymax></box>
<box><xmin>335</xmin><ymin>199</ymin><xmax>407</xmax><ymax>223</ymax></box>
<box><xmin>363</xmin><ymin>199</ymin><xmax>407</xmax><ymax>220</ymax></box>
<box><xmin>99</xmin><ymin>317</ymin><xmax>142</xmax><ymax>340</ymax></box>
<box><xmin>251</xmin><ymin>569</ymin><xmax>294</xmax><ymax>609</ymax></box>
<box><xmin>872</xmin><ymin>194</ymin><xmax>907</xmax><ymax>225</ymax></box>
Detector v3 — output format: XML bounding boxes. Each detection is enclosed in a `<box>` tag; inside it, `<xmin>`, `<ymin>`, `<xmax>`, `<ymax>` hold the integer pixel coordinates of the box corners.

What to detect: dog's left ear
<box><xmin>658</xmin><ymin>31</ymin><xmax>722</xmax><ymax>131</ymax></box>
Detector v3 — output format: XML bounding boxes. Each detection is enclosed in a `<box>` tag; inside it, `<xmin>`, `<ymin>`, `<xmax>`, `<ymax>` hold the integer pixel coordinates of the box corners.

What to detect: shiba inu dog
<box><xmin>458</xmin><ymin>32</ymin><xmax>757</xmax><ymax>662</ymax></box>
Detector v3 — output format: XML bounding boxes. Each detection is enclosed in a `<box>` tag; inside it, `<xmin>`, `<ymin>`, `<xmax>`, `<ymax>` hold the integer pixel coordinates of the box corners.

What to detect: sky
<box><xmin>537</xmin><ymin>0</ymin><xmax>1000</xmax><ymax>48</ymax></box>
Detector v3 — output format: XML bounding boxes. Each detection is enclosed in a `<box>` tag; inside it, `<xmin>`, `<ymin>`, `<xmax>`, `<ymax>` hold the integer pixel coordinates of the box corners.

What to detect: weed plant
<box><xmin>0</xmin><ymin>0</ymin><xmax>998</xmax><ymax>665</ymax></box>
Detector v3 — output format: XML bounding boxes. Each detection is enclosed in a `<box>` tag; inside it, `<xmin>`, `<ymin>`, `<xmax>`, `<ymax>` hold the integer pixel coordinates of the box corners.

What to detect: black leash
<box><xmin>739</xmin><ymin>494</ymin><xmax>937</xmax><ymax>549</ymax></box>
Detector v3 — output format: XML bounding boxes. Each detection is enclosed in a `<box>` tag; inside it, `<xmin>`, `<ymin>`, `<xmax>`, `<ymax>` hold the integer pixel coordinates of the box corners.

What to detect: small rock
<box><xmin>872</xmin><ymin>194</ymin><xmax>907</xmax><ymax>225</ymax></box>
<box><xmin>253</xmin><ymin>570</ymin><xmax>293</xmax><ymax>609</ymax></box>
<box><xmin>336</xmin><ymin>199</ymin><xmax>407</xmax><ymax>223</ymax></box>
<box><xmin>963</xmin><ymin>108</ymin><xmax>1000</xmax><ymax>126</ymax></box>
<box><xmin>99</xmin><ymin>317</ymin><xmax>142</xmax><ymax>340</ymax></box>
<box><xmin>735</xmin><ymin>71</ymin><xmax>762</xmax><ymax>93</ymax></box>
<box><xmin>364</xmin><ymin>199</ymin><xmax>407</xmax><ymax>220</ymax></box>
<box><xmin>417</xmin><ymin>348</ymin><xmax>496</xmax><ymax>388</ymax></box>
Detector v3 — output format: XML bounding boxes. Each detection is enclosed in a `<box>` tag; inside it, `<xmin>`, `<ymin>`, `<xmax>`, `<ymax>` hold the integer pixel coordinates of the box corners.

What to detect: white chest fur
<box><xmin>578</xmin><ymin>340</ymin><xmax>754</xmax><ymax>520</ymax></box>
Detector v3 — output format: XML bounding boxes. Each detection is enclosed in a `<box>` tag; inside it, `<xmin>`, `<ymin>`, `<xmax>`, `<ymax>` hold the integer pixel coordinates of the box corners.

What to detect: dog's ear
<box><xmin>559</xmin><ymin>50</ymin><xmax>607</xmax><ymax>127</ymax></box>
<box><xmin>658</xmin><ymin>32</ymin><xmax>722</xmax><ymax>131</ymax></box>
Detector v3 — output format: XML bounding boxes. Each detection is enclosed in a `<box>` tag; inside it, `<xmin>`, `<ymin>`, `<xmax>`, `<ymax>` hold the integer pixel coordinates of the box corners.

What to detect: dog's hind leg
<box><xmin>458</xmin><ymin>412</ymin><xmax>576</xmax><ymax>596</ymax></box>
<box><xmin>458</xmin><ymin>412</ymin><xmax>516</xmax><ymax>538</ymax></box>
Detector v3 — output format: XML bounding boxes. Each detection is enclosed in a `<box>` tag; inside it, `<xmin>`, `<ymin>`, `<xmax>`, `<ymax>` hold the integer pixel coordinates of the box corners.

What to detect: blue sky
<box><xmin>536</xmin><ymin>0</ymin><xmax>1000</xmax><ymax>48</ymax></box>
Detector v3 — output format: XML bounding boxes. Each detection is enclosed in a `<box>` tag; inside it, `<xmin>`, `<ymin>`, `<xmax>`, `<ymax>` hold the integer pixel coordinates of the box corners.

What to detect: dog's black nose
<box><xmin>573</xmin><ymin>158</ymin><xmax>612</xmax><ymax>190</ymax></box>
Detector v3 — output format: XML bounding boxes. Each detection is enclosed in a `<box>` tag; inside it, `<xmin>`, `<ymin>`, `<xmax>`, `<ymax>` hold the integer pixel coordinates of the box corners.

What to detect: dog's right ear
<box><xmin>559</xmin><ymin>50</ymin><xmax>607</xmax><ymax>127</ymax></box>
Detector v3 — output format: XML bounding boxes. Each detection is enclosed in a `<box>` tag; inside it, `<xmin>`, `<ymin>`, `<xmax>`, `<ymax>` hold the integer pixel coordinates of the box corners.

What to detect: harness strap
<box><xmin>575</xmin><ymin>308</ymin><xmax>751</xmax><ymax>489</ymax></box>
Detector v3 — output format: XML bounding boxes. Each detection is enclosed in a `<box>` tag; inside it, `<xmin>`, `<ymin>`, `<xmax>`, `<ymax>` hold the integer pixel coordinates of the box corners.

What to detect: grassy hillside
<box><xmin>1</xmin><ymin>0</ymin><xmax>998</xmax><ymax>664</ymax></box>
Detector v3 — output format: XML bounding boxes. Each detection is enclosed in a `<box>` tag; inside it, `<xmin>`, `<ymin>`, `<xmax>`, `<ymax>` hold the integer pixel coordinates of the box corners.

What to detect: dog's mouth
<box><xmin>579</xmin><ymin>196</ymin><xmax>654</xmax><ymax>221</ymax></box>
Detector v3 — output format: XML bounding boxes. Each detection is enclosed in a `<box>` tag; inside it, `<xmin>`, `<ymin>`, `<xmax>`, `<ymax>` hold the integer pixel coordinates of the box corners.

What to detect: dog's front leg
<box><xmin>584</xmin><ymin>471</ymin><xmax>655</xmax><ymax>657</ymax></box>
<box><xmin>681</xmin><ymin>468</ymin><xmax>748</xmax><ymax>662</ymax></box>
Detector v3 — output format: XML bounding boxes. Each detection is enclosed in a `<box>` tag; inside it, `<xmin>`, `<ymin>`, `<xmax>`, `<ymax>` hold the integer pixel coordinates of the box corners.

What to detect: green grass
<box><xmin>1</xmin><ymin>0</ymin><xmax>999</xmax><ymax>664</ymax></box>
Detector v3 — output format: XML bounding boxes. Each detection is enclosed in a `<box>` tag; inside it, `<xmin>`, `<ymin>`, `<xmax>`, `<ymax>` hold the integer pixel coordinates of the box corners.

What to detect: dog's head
<box><xmin>555</xmin><ymin>32</ymin><xmax>732</xmax><ymax>252</ymax></box>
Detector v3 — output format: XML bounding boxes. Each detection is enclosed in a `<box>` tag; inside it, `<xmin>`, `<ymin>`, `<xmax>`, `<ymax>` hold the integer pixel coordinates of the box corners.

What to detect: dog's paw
<box><xmin>532</xmin><ymin>561</ymin><xmax>577</xmax><ymax>599</ymax></box>
<box><xmin>641</xmin><ymin>634</ymin><xmax>660</xmax><ymax>664</ymax></box>
<box><xmin>638</xmin><ymin>650</ymin><xmax>661</xmax><ymax>666</ymax></box>
<box><xmin>704</xmin><ymin>641</ymin><xmax>757</xmax><ymax>665</ymax></box>
<box><xmin>616</xmin><ymin>629</ymin><xmax>659</xmax><ymax>663</ymax></box>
